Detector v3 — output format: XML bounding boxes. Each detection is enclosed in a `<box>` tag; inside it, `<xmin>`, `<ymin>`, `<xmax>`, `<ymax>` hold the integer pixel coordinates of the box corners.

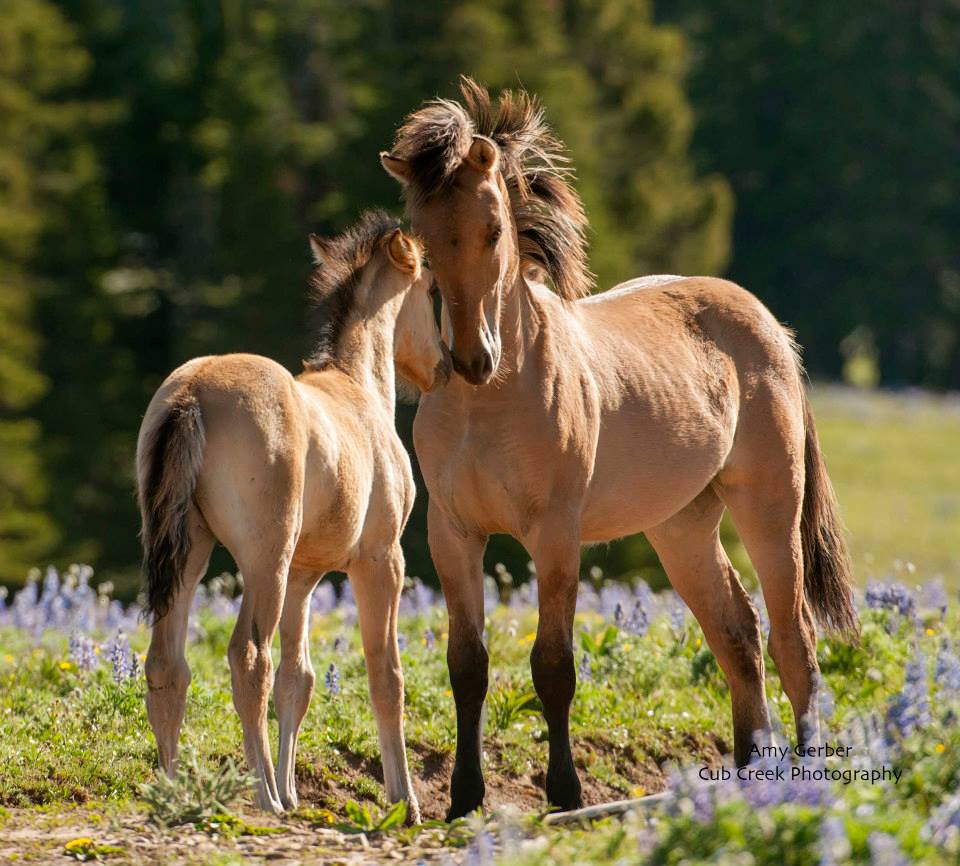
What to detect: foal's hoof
<box><xmin>256</xmin><ymin>791</ymin><xmax>285</xmax><ymax>816</ymax></box>
<box><xmin>446</xmin><ymin>778</ymin><xmax>485</xmax><ymax>821</ymax></box>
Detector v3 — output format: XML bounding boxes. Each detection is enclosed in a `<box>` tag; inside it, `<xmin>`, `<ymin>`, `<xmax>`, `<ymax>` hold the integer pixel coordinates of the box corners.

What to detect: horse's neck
<box><xmin>496</xmin><ymin>273</ymin><xmax>548</xmax><ymax>383</ymax></box>
<box><xmin>335</xmin><ymin>319</ymin><xmax>397</xmax><ymax>414</ymax></box>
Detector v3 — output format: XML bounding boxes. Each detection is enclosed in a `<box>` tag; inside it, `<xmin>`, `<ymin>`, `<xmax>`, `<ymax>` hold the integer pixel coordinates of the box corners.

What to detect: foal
<box><xmin>136</xmin><ymin>211</ymin><xmax>447</xmax><ymax>818</ymax></box>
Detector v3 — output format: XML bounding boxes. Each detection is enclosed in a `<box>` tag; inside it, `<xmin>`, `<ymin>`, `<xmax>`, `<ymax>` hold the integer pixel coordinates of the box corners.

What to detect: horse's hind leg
<box><xmin>349</xmin><ymin>546</ymin><xmax>420</xmax><ymax>822</ymax></box>
<box><xmin>274</xmin><ymin>568</ymin><xmax>321</xmax><ymax>811</ymax></box>
<box><xmin>145</xmin><ymin>508</ymin><xmax>214</xmax><ymax>776</ymax></box>
<box><xmin>647</xmin><ymin>489</ymin><xmax>770</xmax><ymax>766</ymax></box>
<box><xmin>229</xmin><ymin>537</ymin><xmax>296</xmax><ymax>815</ymax></box>
<box><xmin>717</xmin><ymin>450</ymin><xmax>820</xmax><ymax>747</ymax></box>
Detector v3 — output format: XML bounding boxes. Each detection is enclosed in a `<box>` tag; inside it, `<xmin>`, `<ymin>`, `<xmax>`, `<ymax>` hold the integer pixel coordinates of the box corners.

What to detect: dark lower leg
<box><xmin>531</xmin><ymin>636</ymin><xmax>582</xmax><ymax>809</ymax></box>
<box><xmin>447</xmin><ymin>629</ymin><xmax>489</xmax><ymax>819</ymax></box>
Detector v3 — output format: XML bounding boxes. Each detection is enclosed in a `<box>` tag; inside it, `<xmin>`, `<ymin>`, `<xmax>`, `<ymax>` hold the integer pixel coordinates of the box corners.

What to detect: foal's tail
<box><xmin>799</xmin><ymin>390</ymin><xmax>860</xmax><ymax>640</ymax></box>
<box><xmin>137</xmin><ymin>392</ymin><xmax>205</xmax><ymax>624</ymax></box>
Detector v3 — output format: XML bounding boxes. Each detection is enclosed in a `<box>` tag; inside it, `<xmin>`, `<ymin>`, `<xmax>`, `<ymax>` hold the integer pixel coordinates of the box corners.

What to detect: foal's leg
<box><xmin>229</xmin><ymin>542</ymin><xmax>294</xmax><ymax>814</ymax></box>
<box><xmin>525</xmin><ymin>520</ymin><xmax>583</xmax><ymax>811</ymax></box>
<box><xmin>647</xmin><ymin>489</ymin><xmax>770</xmax><ymax>766</ymax></box>
<box><xmin>349</xmin><ymin>546</ymin><xmax>420</xmax><ymax>822</ymax></box>
<box><xmin>145</xmin><ymin>508</ymin><xmax>214</xmax><ymax>776</ymax></box>
<box><xmin>274</xmin><ymin>568</ymin><xmax>322</xmax><ymax>811</ymax></box>
<box><xmin>428</xmin><ymin>500</ymin><xmax>489</xmax><ymax>820</ymax></box>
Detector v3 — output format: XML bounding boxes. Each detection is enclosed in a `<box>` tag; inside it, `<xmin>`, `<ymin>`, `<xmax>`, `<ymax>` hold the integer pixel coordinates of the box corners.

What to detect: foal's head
<box><xmin>307</xmin><ymin>210</ymin><xmax>449</xmax><ymax>393</ymax></box>
<box><xmin>381</xmin><ymin>77</ymin><xmax>592</xmax><ymax>384</ymax></box>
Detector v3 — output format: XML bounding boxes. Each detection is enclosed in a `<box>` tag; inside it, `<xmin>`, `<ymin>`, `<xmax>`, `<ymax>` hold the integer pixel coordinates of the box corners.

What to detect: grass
<box><xmin>1</xmin><ymin>574</ymin><xmax>960</xmax><ymax>863</ymax></box>
<box><xmin>812</xmin><ymin>386</ymin><xmax>960</xmax><ymax>584</ymax></box>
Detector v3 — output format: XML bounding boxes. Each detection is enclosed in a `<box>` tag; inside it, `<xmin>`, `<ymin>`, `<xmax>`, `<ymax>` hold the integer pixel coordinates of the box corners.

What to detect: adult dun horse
<box><xmin>381</xmin><ymin>79</ymin><xmax>859</xmax><ymax>819</ymax></box>
<box><xmin>137</xmin><ymin>212</ymin><xmax>448</xmax><ymax>818</ymax></box>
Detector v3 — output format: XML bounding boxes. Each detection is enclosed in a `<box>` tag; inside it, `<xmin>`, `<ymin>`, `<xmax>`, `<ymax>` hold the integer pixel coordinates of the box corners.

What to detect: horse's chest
<box><xmin>418</xmin><ymin>420</ymin><xmax>551</xmax><ymax>537</ymax></box>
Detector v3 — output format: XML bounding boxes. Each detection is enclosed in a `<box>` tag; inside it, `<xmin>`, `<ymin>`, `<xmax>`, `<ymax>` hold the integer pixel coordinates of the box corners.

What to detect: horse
<box><xmin>380</xmin><ymin>78</ymin><xmax>859</xmax><ymax>819</ymax></box>
<box><xmin>136</xmin><ymin>211</ymin><xmax>448</xmax><ymax>819</ymax></box>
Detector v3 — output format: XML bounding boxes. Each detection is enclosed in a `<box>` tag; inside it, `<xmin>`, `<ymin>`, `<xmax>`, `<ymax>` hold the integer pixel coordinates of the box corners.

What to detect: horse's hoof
<box><xmin>546</xmin><ymin>771</ymin><xmax>583</xmax><ymax>812</ymax></box>
<box><xmin>447</xmin><ymin>773</ymin><xmax>485</xmax><ymax>821</ymax></box>
<box><xmin>280</xmin><ymin>793</ymin><xmax>299</xmax><ymax>812</ymax></box>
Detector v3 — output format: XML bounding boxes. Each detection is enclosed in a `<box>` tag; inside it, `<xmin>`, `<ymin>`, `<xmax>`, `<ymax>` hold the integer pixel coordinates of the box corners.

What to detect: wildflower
<box><xmin>106</xmin><ymin>632</ymin><xmax>137</xmax><ymax>683</ymax></box>
<box><xmin>397</xmin><ymin>633</ymin><xmax>407</xmax><ymax>651</ymax></box>
<box><xmin>866</xmin><ymin>832</ymin><xmax>909</xmax><ymax>866</ymax></box>
<box><xmin>885</xmin><ymin>647</ymin><xmax>930</xmax><ymax>740</ymax></box>
<box><xmin>577</xmin><ymin>653</ymin><xmax>592</xmax><ymax>681</ymax></box>
<box><xmin>819</xmin><ymin>816</ymin><xmax>850</xmax><ymax>866</ymax></box>
<box><xmin>927</xmin><ymin>789</ymin><xmax>960</xmax><ymax>849</ymax></box>
<box><xmin>69</xmin><ymin>632</ymin><xmax>98</xmax><ymax>672</ymax></box>
<box><xmin>624</xmin><ymin>599</ymin><xmax>649</xmax><ymax>637</ymax></box>
<box><xmin>935</xmin><ymin>640</ymin><xmax>960</xmax><ymax>693</ymax></box>
<box><xmin>865</xmin><ymin>582</ymin><xmax>915</xmax><ymax>618</ymax></box>
<box><xmin>332</xmin><ymin>635</ymin><xmax>346</xmax><ymax>654</ymax></box>
<box><xmin>325</xmin><ymin>663</ymin><xmax>340</xmax><ymax>695</ymax></box>
<box><xmin>423</xmin><ymin>628</ymin><xmax>436</xmax><ymax>651</ymax></box>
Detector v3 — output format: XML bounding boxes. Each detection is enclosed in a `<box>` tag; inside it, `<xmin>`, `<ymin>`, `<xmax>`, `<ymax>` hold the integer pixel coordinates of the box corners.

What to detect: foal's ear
<box><xmin>308</xmin><ymin>233</ymin><xmax>333</xmax><ymax>266</ymax></box>
<box><xmin>385</xmin><ymin>229</ymin><xmax>420</xmax><ymax>276</ymax></box>
<box><xmin>380</xmin><ymin>152</ymin><xmax>412</xmax><ymax>185</ymax></box>
<box><xmin>464</xmin><ymin>135</ymin><xmax>499</xmax><ymax>175</ymax></box>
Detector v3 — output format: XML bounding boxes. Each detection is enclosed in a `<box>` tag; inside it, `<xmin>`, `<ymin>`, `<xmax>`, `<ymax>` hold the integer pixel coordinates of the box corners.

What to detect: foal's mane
<box><xmin>390</xmin><ymin>77</ymin><xmax>593</xmax><ymax>300</ymax></box>
<box><xmin>306</xmin><ymin>209</ymin><xmax>399</xmax><ymax>369</ymax></box>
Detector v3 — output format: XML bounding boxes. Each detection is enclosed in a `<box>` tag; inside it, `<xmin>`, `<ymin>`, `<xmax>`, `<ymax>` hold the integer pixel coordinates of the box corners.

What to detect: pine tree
<box><xmin>0</xmin><ymin>0</ymin><xmax>102</xmax><ymax>582</ymax></box>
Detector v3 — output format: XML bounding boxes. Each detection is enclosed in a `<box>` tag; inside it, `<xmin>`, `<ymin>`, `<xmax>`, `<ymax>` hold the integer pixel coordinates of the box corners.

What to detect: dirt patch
<box><xmin>294</xmin><ymin>731</ymin><xmax>726</xmax><ymax>820</ymax></box>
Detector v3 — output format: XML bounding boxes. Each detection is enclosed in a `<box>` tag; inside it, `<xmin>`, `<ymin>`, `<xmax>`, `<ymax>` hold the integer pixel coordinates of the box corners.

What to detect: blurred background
<box><xmin>1</xmin><ymin>0</ymin><xmax>958</xmax><ymax>597</ymax></box>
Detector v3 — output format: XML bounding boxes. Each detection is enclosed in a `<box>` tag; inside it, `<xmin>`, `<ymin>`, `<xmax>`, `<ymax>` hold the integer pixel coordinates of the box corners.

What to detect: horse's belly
<box><xmin>581</xmin><ymin>413</ymin><xmax>732</xmax><ymax>542</ymax></box>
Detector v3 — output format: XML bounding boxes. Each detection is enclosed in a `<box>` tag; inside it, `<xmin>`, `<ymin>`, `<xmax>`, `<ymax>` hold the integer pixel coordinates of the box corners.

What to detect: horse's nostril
<box><xmin>479</xmin><ymin>351</ymin><xmax>493</xmax><ymax>379</ymax></box>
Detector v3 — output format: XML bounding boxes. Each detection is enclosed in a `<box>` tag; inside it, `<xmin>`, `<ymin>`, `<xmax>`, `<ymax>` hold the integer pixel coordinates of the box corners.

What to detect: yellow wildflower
<box><xmin>630</xmin><ymin>786</ymin><xmax>646</xmax><ymax>798</ymax></box>
<box><xmin>521</xmin><ymin>632</ymin><xmax>536</xmax><ymax>643</ymax></box>
<box><xmin>936</xmin><ymin>743</ymin><xmax>946</xmax><ymax>754</ymax></box>
<box><xmin>59</xmin><ymin>661</ymin><xmax>73</xmax><ymax>671</ymax></box>
<box><xmin>926</xmin><ymin>628</ymin><xmax>936</xmax><ymax>636</ymax></box>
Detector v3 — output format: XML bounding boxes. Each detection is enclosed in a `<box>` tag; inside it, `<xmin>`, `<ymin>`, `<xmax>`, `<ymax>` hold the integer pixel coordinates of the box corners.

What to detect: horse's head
<box><xmin>382</xmin><ymin>135</ymin><xmax>514</xmax><ymax>385</ymax></box>
<box><xmin>306</xmin><ymin>213</ymin><xmax>449</xmax><ymax>393</ymax></box>
<box><xmin>381</xmin><ymin>78</ymin><xmax>591</xmax><ymax>386</ymax></box>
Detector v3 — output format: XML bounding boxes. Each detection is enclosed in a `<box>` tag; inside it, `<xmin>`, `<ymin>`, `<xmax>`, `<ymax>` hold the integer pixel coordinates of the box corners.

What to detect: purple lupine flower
<box><xmin>867</xmin><ymin>832</ymin><xmax>909</xmax><ymax>866</ymax></box>
<box><xmin>886</xmin><ymin>648</ymin><xmax>930</xmax><ymax>740</ymax></box>
<box><xmin>332</xmin><ymin>635</ymin><xmax>346</xmax><ymax>654</ymax></box>
<box><xmin>325</xmin><ymin>662</ymin><xmax>341</xmax><ymax>695</ymax></box>
<box><xmin>934</xmin><ymin>641</ymin><xmax>960</xmax><ymax>694</ymax></box>
<box><xmin>624</xmin><ymin>599</ymin><xmax>649</xmax><ymax>637</ymax></box>
<box><xmin>397</xmin><ymin>633</ymin><xmax>408</xmax><ymax>651</ymax></box>
<box><xmin>613</xmin><ymin>602</ymin><xmax>625</xmax><ymax>626</ymax></box>
<box><xmin>819</xmin><ymin>816</ymin><xmax>850</xmax><ymax>866</ymax></box>
<box><xmin>69</xmin><ymin>632</ymin><xmax>98</xmax><ymax>672</ymax></box>
<box><xmin>669</xmin><ymin>600</ymin><xmax>687</xmax><ymax>637</ymax></box>
<box><xmin>577</xmin><ymin>653</ymin><xmax>592</xmax><ymax>682</ymax></box>
<box><xmin>106</xmin><ymin>632</ymin><xmax>137</xmax><ymax>683</ymax></box>
<box><xmin>927</xmin><ymin>789</ymin><xmax>960</xmax><ymax>849</ymax></box>
<box><xmin>423</xmin><ymin>628</ymin><xmax>436</xmax><ymax>651</ymax></box>
<box><xmin>865</xmin><ymin>582</ymin><xmax>915</xmax><ymax>617</ymax></box>
<box><xmin>920</xmin><ymin>581</ymin><xmax>949</xmax><ymax>620</ymax></box>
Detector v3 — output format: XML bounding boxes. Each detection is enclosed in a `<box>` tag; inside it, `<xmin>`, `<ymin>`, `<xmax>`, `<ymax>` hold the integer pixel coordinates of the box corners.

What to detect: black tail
<box><xmin>137</xmin><ymin>394</ymin><xmax>205</xmax><ymax>623</ymax></box>
<box><xmin>800</xmin><ymin>391</ymin><xmax>860</xmax><ymax>640</ymax></box>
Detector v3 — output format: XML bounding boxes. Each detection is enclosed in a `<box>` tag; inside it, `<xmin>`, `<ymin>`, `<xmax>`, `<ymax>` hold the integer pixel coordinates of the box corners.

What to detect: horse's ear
<box><xmin>386</xmin><ymin>229</ymin><xmax>420</xmax><ymax>276</ymax></box>
<box><xmin>380</xmin><ymin>152</ymin><xmax>412</xmax><ymax>185</ymax></box>
<box><xmin>464</xmin><ymin>135</ymin><xmax>499</xmax><ymax>175</ymax></box>
<box><xmin>309</xmin><ymin>233</ymin><xmax>333</xmax><ymax>266</ymax></box>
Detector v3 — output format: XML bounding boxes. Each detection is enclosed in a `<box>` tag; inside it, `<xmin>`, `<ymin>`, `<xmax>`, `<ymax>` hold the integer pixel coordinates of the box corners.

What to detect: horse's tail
<box><xmin>799</xmin><ymin>390</ymin><xmax>860</xmax><ymax>640</ymax></box>
<box><xmin>137</xmin><ymin>391</ymin><xmax>205</xmax><ymax>624</ymax></box>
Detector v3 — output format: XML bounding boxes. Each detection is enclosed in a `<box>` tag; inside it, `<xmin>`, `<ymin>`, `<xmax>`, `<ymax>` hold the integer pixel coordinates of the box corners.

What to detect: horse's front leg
<box><xmin>527</xmin><ymin>522</ymin><xmax>583</xmax><ymax>811</ymax></box>
<box><xmin>428</xmin><ymin>500</ymin><xmax>490</xmax><ymax>820</ymax></box>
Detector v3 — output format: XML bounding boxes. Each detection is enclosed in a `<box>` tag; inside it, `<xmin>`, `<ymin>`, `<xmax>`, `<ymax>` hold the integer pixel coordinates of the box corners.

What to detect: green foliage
<box><xmin>488</xmin><ymin>682</ymin><xmax>541</xmax><ymax>732</ymax></box>
<box><xmin>664</xmin><ymin>0</ymin><xmax>960</xmax><ymax>389</ymax></box>
<box><xmin>337</xmin><ymin>799</ymin><xmax>408</xmax><ymax>834</ymax></box>
<box><xmin>138</xmin><ymin>750</ymin><xmax>253</xmax><ymax>827</ymax></box>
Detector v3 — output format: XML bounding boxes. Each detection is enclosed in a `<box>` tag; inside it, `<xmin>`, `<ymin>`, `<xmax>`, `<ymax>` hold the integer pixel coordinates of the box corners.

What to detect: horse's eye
<box><xmin>488</xmin><ymin>226</ymin><xmax>502</xmax><ymax>247</ymax></box>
